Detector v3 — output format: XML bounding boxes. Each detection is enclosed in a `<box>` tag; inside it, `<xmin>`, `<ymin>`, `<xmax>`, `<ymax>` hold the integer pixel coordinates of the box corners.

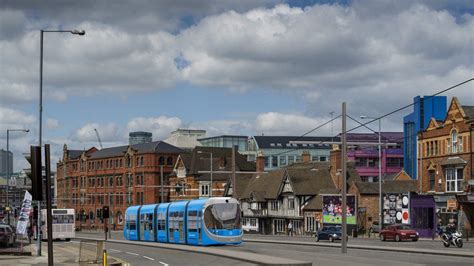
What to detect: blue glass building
<box><xmin>403</xmin><ymin>96</ymin><xmax>447</xmax><ymax>179</ymax></box>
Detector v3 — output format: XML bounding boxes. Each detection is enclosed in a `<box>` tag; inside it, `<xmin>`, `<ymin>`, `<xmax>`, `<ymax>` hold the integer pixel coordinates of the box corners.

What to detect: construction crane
<box><xmin>94</xmin><ymin>128</ymin><xmax>103</xmax><ymax>149</ymax></box>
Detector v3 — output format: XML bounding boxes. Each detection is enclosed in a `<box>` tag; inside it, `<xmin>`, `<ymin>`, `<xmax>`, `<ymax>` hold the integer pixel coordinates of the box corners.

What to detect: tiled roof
<box><xmin>67</xmin><ymin>150</ymin><xmax>83</xmax><ymax>159</ymax></box>
<box><xmin>304</xmin><ymin>195</ymin><xmax>323</xmax><ymax>210</ymax></box>
<box><xmin>353</xmin><ymin>180</ymin><xmax>418</xmax><ymax>194</ymax></box>
<box><xmin>240</xmin><ymin>169</ymin><xmax>287</xmax><ymax>200</ymax></box>
<box><xmin>88</xmin><ymin>141</ymin><xmax>183</xmax><ymax>159</ymax></box>
<box><xmin>347</xmin><ymin>132</ymin><xmax>403</xmax><ymax>144</ymax></box>
<box><xmin>253</xmin><ymin>136</ymin><xmax>338</xmax><ymax>149</ymax></box>
<box><xmin>462</xmin><ymin>105</ymin><xmax>474</xmax><ymax>120</ymax></box>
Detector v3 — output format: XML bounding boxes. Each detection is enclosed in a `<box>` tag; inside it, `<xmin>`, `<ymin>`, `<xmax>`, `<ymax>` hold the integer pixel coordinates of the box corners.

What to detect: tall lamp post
<box><xmin>6</xmin><ymin>129</ymin><xmax>30</xmax><ymax>226</ymax></box>
<box><xmin>197</xmin><ymin>151</ymin><xmax>213</xmax><ymax>197</ymax></box>
<box><xmin>39</xmin><ymin>29</ymin><xmax>85</xmax><ymax>259</ymax></box>
<box><xmin>360</xmin><ymin>115</ymin><xmax>383</xmax><ymax>230</ymax></box>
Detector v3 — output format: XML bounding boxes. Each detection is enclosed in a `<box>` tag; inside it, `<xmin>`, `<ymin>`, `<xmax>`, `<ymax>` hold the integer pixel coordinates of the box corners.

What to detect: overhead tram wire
<box><xmin>342</xmin><ymin>78</ymin><xmax>473</xmax><ymax>135</ymax></box>
<box><xmin>271</xmin><ymin>114</ymin><xmax>342</xmax><ymax>157</ymax></box>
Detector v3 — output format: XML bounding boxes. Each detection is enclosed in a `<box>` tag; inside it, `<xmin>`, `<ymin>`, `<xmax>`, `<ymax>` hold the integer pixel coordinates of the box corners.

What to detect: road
<box><xmin>74</xmin><ymin>231</ymin><xmax>474</xmax><ymax>265</ymax></box>
<box><xmin>67</xmin><ymin>240</ymin><xmax>254</xmax><ymax>266</ymax></box>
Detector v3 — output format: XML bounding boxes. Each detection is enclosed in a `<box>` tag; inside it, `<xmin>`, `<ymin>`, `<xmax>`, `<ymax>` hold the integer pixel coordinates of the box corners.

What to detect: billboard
<box><xmin>322</xmin><ymin>195</ymin><xmax>357</xmax><ymax>225</ymax></box>
<box><xmin>383</xmin><ymin>193</ymin><xmax>410</xmax><ymax>225</ymax></box>
<box><xmin>16</xmin><ymin>191</ymin><xmax>32</xmax><ymax>235</ymax></box>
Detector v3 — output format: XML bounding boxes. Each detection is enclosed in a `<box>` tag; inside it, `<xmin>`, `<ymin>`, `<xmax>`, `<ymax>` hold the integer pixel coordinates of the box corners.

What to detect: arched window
<box><xmin>159</xmin><ymin>156</ymin><xmax>165</xmax><ymax>165</ymax></box>
<box><xmin>167</xmin><ymin>156</ymin><xmax>173</xmax><ymax>165</ymax></box>
<box><xmin>451</xmin><ymin>130</ymin><xmax>458</xmax><ymax>153</ymax></box>
<box><xmin>140</xmin><ymin>156</ymin><xmax>144</xmax><ymax>166</ymax></box>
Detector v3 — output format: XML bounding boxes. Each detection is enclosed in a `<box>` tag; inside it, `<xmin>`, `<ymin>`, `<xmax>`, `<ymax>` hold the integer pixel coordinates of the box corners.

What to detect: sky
<box><xmin>1</xmin><ymin>0</ymin><xmax>473</xmax><ymax>172</ymax></box>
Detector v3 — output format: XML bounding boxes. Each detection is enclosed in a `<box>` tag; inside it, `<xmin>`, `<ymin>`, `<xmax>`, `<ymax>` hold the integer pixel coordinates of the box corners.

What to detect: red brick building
<box><xmin>417</xmin><ymin>97</ymin><xmax>473</xmax><ymax>235</ymax></box>
<box><xmin>56</xmin><ymin>141</ymin><xmax>183</xmax><ymax>230</ymax></box>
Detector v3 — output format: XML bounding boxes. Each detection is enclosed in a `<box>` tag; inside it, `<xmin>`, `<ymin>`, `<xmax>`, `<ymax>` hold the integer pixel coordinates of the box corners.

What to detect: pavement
<box><xmin>0</xmin><ymin>239</ymin><xmax>128</xmax><ymax>265</ymax></box>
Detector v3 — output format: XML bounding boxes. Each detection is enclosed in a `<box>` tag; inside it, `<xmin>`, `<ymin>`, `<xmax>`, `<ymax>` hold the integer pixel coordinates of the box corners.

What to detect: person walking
<box><xmin>288</xmin><ymin>221</ymin><xmax>293</xmax><ymax>236</ymax></box>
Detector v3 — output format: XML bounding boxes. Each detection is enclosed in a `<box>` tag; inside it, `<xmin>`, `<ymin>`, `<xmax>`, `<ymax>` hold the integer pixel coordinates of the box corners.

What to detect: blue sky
<box><xmin>1</xmin><ymin>0</ymin><xmax>473</xmax><ymax>171</ymax></box>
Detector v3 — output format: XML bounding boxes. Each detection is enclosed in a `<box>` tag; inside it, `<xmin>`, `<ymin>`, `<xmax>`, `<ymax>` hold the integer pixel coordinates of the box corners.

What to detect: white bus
<box><xmin>41</xmin><ymin>209</ymin><xmax>75</xmax><ymax>240</ymax></box>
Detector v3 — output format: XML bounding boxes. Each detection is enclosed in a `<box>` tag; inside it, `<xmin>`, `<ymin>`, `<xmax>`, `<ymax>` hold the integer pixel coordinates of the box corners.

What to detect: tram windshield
<box><xmin>204</xmin><ymin>203</ymin><xmax>241</xmax><ymax>230</ymax></box>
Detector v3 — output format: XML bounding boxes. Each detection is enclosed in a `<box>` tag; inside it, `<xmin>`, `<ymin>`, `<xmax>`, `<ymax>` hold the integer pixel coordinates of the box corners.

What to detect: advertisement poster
<box><xmin>322</xmin><ymin>195</ymin><xmax>356</xmax><ymax>225</ymax></box>
<box><xmin>383</xmin><ymin>193</ymin><xmax>410</xmax><ymax>225</ymax></box>
<box><xmin>16</xmin><ymin>191</ymin><xmax>32</xmax><ymax>236</ymax></box>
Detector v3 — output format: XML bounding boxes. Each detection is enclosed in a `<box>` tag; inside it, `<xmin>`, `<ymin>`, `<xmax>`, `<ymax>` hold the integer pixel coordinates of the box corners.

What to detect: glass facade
<box><xmin>199</xmin><ymin>136</ymin><xmax>248</xmax><ymax>152</ymax></box>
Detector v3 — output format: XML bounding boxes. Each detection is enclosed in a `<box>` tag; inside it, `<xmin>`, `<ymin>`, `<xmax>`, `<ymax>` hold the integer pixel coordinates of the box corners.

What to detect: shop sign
<box><xmin>447</xmin><ymin>199</ymin><xmax>458</xmax><ymax>210</ymax></box>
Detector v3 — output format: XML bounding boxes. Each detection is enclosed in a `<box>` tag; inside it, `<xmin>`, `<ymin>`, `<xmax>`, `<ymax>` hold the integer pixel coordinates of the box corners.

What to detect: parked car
<box><xmin>369</xmin><ymin>221</ymin><xmax>381</xmax><ymax>234</ymax></box>
<box><xmin>379</xmin><ymin>224</ymin><xmax>419</xmax><ymax>242</ymax></box>
<box><xmin>315</xmin><ymin>226</ymin><xmax>348</xmax><ymax>242</ymax></box>
<box><xmin>0</xmin><ymin>224</ymin><xmax>16</xmax><ymax>247</ymax></box>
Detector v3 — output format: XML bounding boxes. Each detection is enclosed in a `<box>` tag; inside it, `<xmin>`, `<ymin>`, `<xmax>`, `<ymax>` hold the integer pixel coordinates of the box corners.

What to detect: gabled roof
<box><xmin>253</xmin><ymin>136</ymin><xmax>338</xmax><ymax>149</ymax></box>
<box><xmin>88</xmin><ymin>141</ymin><xmax>183</xmax><ymax>159</ymax></box>
<box><xmin>352</xmin><ymin>180</ymin><xmax>418</xmax><ymax>195</ymax></box>
<box><xmin>240</xmin><ymin>161</ymin><xmax>342</xmax><ymax>200</ymax></box>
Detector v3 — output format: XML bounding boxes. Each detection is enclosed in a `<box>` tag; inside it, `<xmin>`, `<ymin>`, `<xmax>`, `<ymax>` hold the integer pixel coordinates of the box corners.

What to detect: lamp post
<box><xmin>197</xmin><ymin>151</ymin><xmax>213</xmax><ymax>197</ymax></box>
<box><xmin>39</xmin><ymin>29</ymin><xmax>85</xmax><ymax>259</ymax></box>
<box><xmin>360</xmin><ymin>115</ymin><xmax>383</xmax><ymax>230</ymax></box>
<box><xmin>6</xmin><ymin>129</ymin><xmax>29</xmax><ymax>226</ymax></box>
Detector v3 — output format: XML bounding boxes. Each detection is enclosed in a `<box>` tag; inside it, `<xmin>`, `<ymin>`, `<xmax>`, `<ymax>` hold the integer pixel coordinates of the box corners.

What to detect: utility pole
<box><xmin>45</xmin><ymin>144</ymin><xmax>54</xmax><ymax>266</ymax></box>
<box><xmin>160</xmin><ymin>165</ymin><xmax>164</xmax><ymax>203</ymax></box>
<box><xmin>341</xmin><ymin>102</ymin><xmax>347</xmax><ymax>254</ymax></box>
<box><xmin>232</xmin><ymin>146</ymin><xmax>236</xmax><ymax>198</ymax></box>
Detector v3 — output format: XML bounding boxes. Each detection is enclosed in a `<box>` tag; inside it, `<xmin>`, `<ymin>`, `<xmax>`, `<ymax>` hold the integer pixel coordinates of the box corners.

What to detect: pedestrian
<box><xmin>288</xmin><ymin>221</ymin><xmax>293</xmax><ymax>236</ymax></box>
<box><xmin>27</xmin><ymin>226</ymin><xmax>33</xmax><ymax>244</ymax></box>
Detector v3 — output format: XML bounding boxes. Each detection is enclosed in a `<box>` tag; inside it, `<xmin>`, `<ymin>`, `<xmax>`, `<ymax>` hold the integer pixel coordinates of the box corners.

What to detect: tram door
<box><xmin>169</xmin><ymin>212</ymin><xmax>175</xmax><ymax>242</ymax></box>
<box><xmin>139</xmin><ymin>213</ymin><xmax>146</xmax><ymax>240</ymax></box>
<box><xmin>178</xmin><ymin>211</ymin><xmax>185</xmax><ymax>243</ymax></box>
<box><xmin>142</xmin><ymin>213</ymin><xmax>154</xmax><ymax>241</ymax></box>
<box><xmin>186</xmin><ymin>210</ymin><xmax>199</xmax><ymax>245</ymax></box>
<box><xmin>197</xmin><ymin>211</ymin><xmax>202</xmax><ymax>245</ymax></box>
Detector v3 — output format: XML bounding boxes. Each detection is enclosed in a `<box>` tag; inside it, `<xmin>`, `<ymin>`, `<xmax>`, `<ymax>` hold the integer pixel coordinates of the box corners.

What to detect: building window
<box><xmin>270</xmin><ymin>201</ymin><xmax>278</xmax><ymax>211</ymax></box>
<box><xmin>451</xmin><ymin>131</ymin><xmax>458</xmax><ymax>153</ymax></box>
<box><xmin>429</xmin><ymin>170</ymin><xmax>435</xmax><ymax>191</ymax></box>
<box><xmin>199</xmin><ymin>182</ymin><xmax>210</xmax><ymax>197</ymax></box>
<box><xmin>275</xmin><ymin>219</ymin><xmax>285</xmax><ymax>233</ymax></box>
<box><xmin>159</xmin><ymin>156</ymin><xmax>165</xmax><ymax>165</ymax></box>
<box><xmin>279</xmin><ymin>156</ymin><xmax>287</xmax><ymax>166</ymax></box>
<box><xmin>264</xmin><ymin>156</ymin><xmax>270</xmax><ymax>168</ymax></box>
<box><xmin>288</xmin><ymin>198</ymin><xmax>295</xmax><ymax>210</ymax></box>
<box><xmin>288</xmin><ymin>156</ymin><xmax>295</xmax><ymax>165</ymax></box>
<box><xmin>167</xmin><ymin>157</ymin><xmax>173</xmax><ymax>166</ymax></box>
<box><xmin>459</xmin><ymin>137</ymin><xmax>463</xmax><ymax>152</ymax></box>
<box><xmin>445</xmin><ymin>167</ymin><xmax>463</xmax><ymax>192</ymax></box>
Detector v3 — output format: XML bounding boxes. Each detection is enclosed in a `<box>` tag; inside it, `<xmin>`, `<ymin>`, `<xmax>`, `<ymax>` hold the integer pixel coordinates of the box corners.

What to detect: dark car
<box><xmin>0</xmin><ymin>224</ymin><xmax>16</xmax><ymax>247</ymax></box>
<box><xmin>315</xmin><ymin>226</ymin><xmax>348</xmax><ymax>242</ymax></box>
<box><xmin>379</xmin><ymin>224</ymin><xmax>419</xmax><ymax>242</ymax></box>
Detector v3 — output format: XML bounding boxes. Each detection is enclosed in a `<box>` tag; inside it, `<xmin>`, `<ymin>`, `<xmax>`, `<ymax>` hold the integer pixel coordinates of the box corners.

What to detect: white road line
<box><xmin>125</xmin><ymin>252</ymin><xmax>139</xmax><ymax>256</ymax></box>
<box><xmin>159</xmin><ymin>261</ymin><xmax>169</xmax><ymax>266</ymax></box>
<box><xmin>143</xmin><ymin>256</ymin><xmax>155</xmax><ymax>261</ymax></box>
<box><xmin>70</xmin><ymin>240</ymin><xmax>80</xmax><ymax>244</ymax></box>
<box><xmin>109</xmin><ymin>249</ymin><xmax>122</xmax><ymax>253</ymax></box>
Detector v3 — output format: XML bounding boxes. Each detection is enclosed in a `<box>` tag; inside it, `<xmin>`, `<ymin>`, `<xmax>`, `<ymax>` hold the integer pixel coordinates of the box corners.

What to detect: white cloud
<box><xmin>45</xmin><ymin>118</ymin><xmax>60</xmax><ymax>130</ymax></box>
<box><xmin>126</xmin><ymin>116</ymin><xmax>183</xmax><ymax>140</ymax></box>
<box><xmin>74</xmin><ymin>122</ymin><xmax>120</xmax><ymax>143</ymax></box>
<box><xmin>0</xmin><ymin>107</ymin><xmax>36</xmax><ymax>134</ymax></box>
<box><xmin>254</xmin><ymin>112</ymin><xmax>334</xmax><ymax>136</ymax></box>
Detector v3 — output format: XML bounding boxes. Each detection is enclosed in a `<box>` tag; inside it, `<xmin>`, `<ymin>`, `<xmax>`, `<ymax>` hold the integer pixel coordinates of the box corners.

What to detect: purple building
<box><xmin>410</xmin><ymin>193</ymin><xmax>436</xmax><ymax>238</ymax></box>
<box><xmin>347</xmin><ymin>132</ymin><xmax>404</xmax><ymax>182</ymax></box>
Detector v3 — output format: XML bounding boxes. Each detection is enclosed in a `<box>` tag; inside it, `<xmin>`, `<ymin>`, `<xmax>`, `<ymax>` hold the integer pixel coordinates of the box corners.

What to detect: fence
<box><xmin>78</xmin><ymin>239</ymin><xmax>104</xmax><ymax>264</ymax></box>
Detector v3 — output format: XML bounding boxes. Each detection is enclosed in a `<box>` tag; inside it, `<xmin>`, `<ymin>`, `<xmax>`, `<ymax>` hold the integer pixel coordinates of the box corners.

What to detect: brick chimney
<box><xmin>256</xmin><ymin>151</ymin><xmax>265</xmax><ymax>173</ymax></box>
<box><xmin>330</xmin><ymin>144</ymin><xmax>343</xmax><ymax>189</ymax></box>
<box><xmin>302</xmin><ymin>150</ymin><xmax>311</xmax><ymax>163</ymax></box>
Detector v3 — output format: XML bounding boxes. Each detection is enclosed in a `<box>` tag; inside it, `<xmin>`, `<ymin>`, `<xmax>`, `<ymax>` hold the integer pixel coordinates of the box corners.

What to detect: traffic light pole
<box><xmin>45</xmin><ymin>144</ymin><xmax>53</xmax><ymax>266</ymax></box>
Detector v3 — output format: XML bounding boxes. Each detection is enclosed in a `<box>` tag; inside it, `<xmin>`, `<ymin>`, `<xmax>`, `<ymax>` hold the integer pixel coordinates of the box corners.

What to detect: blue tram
<box><xmin>123</xmin><ymin>197</ymin><xmax>242</xmax><ymax>246</ymax></box>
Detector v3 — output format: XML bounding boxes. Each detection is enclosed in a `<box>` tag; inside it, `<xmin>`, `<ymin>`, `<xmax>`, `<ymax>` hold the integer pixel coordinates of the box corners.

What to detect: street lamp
<box><xmin>197</xmin><ymin>151</ymin><xmax>213</xmax><ymax>197</ymax></box>
<box><xmin>360</xmin><ymin>115</ymin><xmax>383</xmax><ymax>230</ymax></box>
<box><xmin>6</xmin><ymin>129</ymin><xmax>29</xmax><ymax>225</ymax></box>
<box><xmin>38</xmin><ymin>29</ymin><xmax>85</xmax><ymax>258</ymax></box>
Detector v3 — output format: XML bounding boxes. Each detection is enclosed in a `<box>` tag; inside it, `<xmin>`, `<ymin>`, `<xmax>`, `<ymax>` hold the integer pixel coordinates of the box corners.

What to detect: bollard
<box><xmin>102</xmin><ymin>249</ymin><xmax>107</xmax><ymax>266</ymax></box>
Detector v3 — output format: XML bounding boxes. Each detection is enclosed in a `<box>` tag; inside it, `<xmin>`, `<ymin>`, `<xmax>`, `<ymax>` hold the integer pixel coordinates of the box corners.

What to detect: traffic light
<box><xmin>102</xmin><ymin>206</ymin><xmax>109</xmax><ymax>219</ymax></box>
<box><xmin>24</xmin><ymin>146</ymin><xmax>42</xmax><ymax>201</ymax></box>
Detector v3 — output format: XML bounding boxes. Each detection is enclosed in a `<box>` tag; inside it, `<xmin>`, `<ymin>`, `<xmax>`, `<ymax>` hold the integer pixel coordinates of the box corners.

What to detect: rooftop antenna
<box><xmin>94</xmin><ymin>128</ymin><xmax>103</xmax><ymax>149</ymax></box>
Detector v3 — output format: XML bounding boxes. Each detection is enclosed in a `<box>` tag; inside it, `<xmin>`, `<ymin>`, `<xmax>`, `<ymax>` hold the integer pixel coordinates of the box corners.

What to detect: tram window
<box><xmin>128</xmin><ymin>221</ymin><xmax>136</xmax><ymax>230</ymax></box>
<box><xmin>204</xmin><ymin>203</ymin><xmax>241</xmax><ymax>230</ymax></box>
<box><xmin>188</xmin><ymin>211</ymin><xmax>198</xmax><ymax>217</ymax></box>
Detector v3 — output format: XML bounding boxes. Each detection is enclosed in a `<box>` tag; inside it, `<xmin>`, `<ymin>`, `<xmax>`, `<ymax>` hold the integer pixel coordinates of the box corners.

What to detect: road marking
<box><xmin>125</xmin><ymin>252</ymin><xmax>139</xmax><ymax>256</ymax></box>
<box><xmin>71</xmin><ymin>240</ymin><xmax>80</xmax><ymax>244</ymax></box>
<box><xmin>159</xmin><ymin>262</ymin><xmax>169</xmax><ymax>266</ymax></box>
<box><xmin>143</xmin><ymin>256</ymin><xmax>155</xmax><ymax>261</ymax></box>
<box><xmin>109</xmin><ymin>249</ymin><xmax>122</xmax><ymax>253</ymax></box>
